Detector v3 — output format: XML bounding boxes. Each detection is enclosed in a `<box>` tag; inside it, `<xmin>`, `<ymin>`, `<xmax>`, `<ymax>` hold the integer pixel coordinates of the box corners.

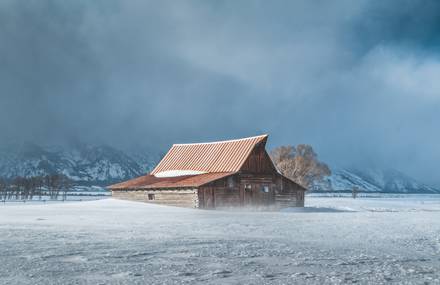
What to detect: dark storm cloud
<box><xmin>353</xmin><ymin>1</ymin><xmax>440</xmax><ymax>52</ymax></box>
<box><xmin>0</xmin><ymin>0</ymin><xmax>439</xmax><ymax>184</ymax></box>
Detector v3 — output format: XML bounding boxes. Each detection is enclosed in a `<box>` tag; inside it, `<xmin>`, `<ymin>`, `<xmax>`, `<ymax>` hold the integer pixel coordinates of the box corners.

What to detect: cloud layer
<box><xmin>1</xmin><ymin>0</ymin><xmax>439</xmax><ymax>184</ymax></box>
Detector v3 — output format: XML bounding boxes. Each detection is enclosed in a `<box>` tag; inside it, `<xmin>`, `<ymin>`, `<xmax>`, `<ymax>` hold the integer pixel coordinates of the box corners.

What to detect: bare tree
<box><xmin>34</xmin><ymin>176</ymin><xmax>44</xmax><ymax>200</ymax></box>
<box><xmin>59</xmin><ymin>175</ymin><xmax>73</xmax><ymax>200</ymax></box>
<box><xmin>270</xmin><ymin>144</ymin><xmax>331</xmax><ymax>189</ymax></box>
<box><xmin>0</xmin><ymin>178</ymin><xmax>7</xmax><ymax>201</ymax></box>
<box><xmin>44</xmin><ymin>175</ymin><xmax>55</xmax><ymax>199</ymax></box>
<box><xmin>22</xmin><ymin>177</ymin><xmax>33</xmax><ymax>200</ymax></box>
<box><xmin>12</xmin><ymin>177</ymin><xmax>25</xmax><ymax>200</ymax></box>
<box><xmin>43</xmin><ymin>174</ymin><xmax>72</xmax><ymax>200</ymax></box>
<box><xmin>352</xmin><ymin>186</ymin><xmax>359</xmax><ymax>199</ymax></box>
<box><xmin>0</xmin><ymin>175</ymin><xmax>73</xmax><ymax>201</ymax></box>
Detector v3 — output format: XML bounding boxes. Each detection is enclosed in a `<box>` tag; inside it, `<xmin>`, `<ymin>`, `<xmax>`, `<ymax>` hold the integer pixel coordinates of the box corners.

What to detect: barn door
<box><xmin>204</xmin><ymin>188</ymin><xmax>215</xmax><ymax>209</ymax></box>
<box><xmin>242</xmin><ymin>183</ymin><xmax>272</xmax><ymax>207</ymax></box>
<box><xmin>243</xmin><ymin>184</ymin><xmax>253</xmax><ymax>206</ymax></box>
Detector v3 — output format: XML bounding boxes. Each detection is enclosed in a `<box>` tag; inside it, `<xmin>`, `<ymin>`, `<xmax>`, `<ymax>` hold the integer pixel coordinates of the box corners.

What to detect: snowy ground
<box><xmin>0</xmin><ymin>197</ymin><xmax>440</xmax><ymax>284</ymax></box>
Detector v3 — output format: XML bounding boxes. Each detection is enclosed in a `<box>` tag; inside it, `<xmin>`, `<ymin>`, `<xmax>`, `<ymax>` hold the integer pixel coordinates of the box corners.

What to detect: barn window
<box><xmin>261</xmin><ymin>185</ymin><xmax>270</xmax><ymax>193</ymax></box>
<box><xmin>148</xmin><ymin>194</ymin><xmax>155</xmax><ymax>200</ymax></box>
<box><xmin>245</xmin><ymin>184</ymin><xmax>252</xmax><ymax>191</ymax></box>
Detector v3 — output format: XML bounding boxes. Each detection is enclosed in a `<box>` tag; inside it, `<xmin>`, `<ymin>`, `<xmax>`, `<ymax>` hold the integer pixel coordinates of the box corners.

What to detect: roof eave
<box><xmin>197</xmin><ymin>172</ymin><xmax>236</xmax><ymax>187</ymax></box>
<box><xmin>277</xmin><ymin>172</ymin><xmax>308</xmax><ymax>191</ymax></box>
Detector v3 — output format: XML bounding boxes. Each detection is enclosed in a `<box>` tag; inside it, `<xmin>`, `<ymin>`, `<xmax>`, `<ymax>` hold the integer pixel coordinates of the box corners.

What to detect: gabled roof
<box><xmin>109</xmin><ymin>172</ymin><xmax>234</xmax><ymax>190</ymax></box>
<box><xmin>151</xmin><ymin>134</ymin><xmax>268</xmax><ymax>175</ymax></box>
<box><xmin>108</xmin><ymin>134</ymin><xmax>307</xmax><ymax>191</ymax></box>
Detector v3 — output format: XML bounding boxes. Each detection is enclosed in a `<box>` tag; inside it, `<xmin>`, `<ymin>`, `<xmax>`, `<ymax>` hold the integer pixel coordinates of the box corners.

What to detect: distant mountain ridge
<box><xmin>0</xmin><ymin>142</ymin><xmax>158</xmax><ymax>185</ymax></box>
<box><xmin>313</xmin><ymin>168</ymin><xmax>440</xmax><ymax>193</ymax></box>
<box><xmin>0</xmin><ymin>143</ymin><xmax>438</xmax><ymax>193</ymax></box>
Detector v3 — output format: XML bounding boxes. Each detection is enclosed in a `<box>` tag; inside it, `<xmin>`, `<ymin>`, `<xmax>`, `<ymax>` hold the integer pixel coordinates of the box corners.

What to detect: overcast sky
<box><xmin>1</xmin><ymin>0</ymin><xmax>439</xmax><ymax>184</ymax></box>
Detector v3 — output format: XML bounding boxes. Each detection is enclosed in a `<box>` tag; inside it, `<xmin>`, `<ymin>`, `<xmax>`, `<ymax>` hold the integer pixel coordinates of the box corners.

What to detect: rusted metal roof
<box><xmin>151</xmin><ymin>134</ymin><xmax>268</xmax><ymax>175</ymax></box>
<box><xmin>109</xmin><ymin>172</ymin><xmax>234</xmax><ymax>190</ymax></box>
<box><xmin>109</xmin><ymin>135</ymin><xmax>270</xmax><ymax>190</ymax></box>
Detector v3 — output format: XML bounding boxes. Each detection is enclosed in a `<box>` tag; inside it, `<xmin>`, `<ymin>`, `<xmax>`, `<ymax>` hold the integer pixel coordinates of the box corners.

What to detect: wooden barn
<box><xmin>109</xmin><ymin>135</ymin><xmax>306</xmax><ymax>209</ymax></box>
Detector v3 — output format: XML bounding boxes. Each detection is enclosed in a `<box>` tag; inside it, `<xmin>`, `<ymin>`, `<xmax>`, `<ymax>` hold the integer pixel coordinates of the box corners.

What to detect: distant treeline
<box><xmin>0</xmin><ymin>175</ymin><xmax>73</xmax><ymax>201</ymax></box>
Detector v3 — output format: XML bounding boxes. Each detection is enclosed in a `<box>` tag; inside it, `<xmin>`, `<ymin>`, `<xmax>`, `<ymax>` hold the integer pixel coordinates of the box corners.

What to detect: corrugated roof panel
<box><xmin>151</xmin><ymin>134</ymin><xmax>268</xmax><ymax>174</ymax></box>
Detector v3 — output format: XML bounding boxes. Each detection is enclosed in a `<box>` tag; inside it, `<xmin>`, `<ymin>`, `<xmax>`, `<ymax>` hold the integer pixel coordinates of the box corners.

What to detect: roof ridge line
<box><xmin>172</xmin><ymin>134</ymin><xmax>268</xmax><ymax>146</ymax></box>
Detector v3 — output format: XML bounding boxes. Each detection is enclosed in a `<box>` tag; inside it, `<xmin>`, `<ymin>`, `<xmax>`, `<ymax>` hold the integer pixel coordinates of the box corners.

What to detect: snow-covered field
<box><xmin>1</xmin><ymin>197</ymin><xmax>440</xmax><ymax>284</ymax></box>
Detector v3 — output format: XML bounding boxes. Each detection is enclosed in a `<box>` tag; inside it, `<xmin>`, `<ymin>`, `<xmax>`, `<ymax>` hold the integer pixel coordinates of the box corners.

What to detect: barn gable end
<box><xmin>240</xmin><ymin>139</ymin><xmax>277</xmax><ymax>174</ymax></box>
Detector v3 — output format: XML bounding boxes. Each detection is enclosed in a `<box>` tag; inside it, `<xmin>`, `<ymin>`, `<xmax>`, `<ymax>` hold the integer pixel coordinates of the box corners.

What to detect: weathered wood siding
<box><xmin>239</xmin><ymin>175</ymin><xmax>274</xmax><ymax>207</ymax></box>
<box><xmin>198</xmin><ymin>172</ymin><xmax>306</xmax><ymax>209</ymax></box>
<box><xmin>112</xmin><ymin>189</ymin><xmax>199</xmax><ymax>208</ymax></box>
<box><xmin>199</xmin><ymin>175</ymin><xmax>241</xmax><ymax>209</ymax></box>
<box><xmin>240</xmin><ymin>143</ymin><xmax>277</xmax><ymax>174</ymax></box>
<box><xmin>112</xmin><ymin>175</ymin><xmax>305</xmax><ymax>209</ymax></box>
<box><xmin>274</xmin><ymin>174</ymin><xmax>305</xmax><ymax>207</ymax></box>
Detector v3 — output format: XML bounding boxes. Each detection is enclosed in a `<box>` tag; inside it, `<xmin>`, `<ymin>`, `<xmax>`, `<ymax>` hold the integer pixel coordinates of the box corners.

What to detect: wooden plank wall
<box><xmin>239</xmin><ymin>176</ymin><xmax>275</xmax><ymax>207</ymax></box>
<box><xmin>111</xmin><ymin>174</ymin><xmax>305</xmax><ymax>209</ymax></box>
<box><xmin>200</xmin><ymin>175</ymin><xmax>241</xmax><ymax>209</ymax></box>
<box><xmin>112</xmin><ymin>189</ymin><xmax>199</xmax><ymax>208</ymax></box>
<box><xmin>274</xmin><ymin>174</ymin><xmax>305</xmax><ymax>207</ymax></box>
<box><xmin>200</xmin><ymin>173</ymin><xmax>306</xmax><ymax>209</ymax></box>
<box><xmin>213</xmin><ymin>187</ymin><xmax>240</xmax><ymax>207</ymax></box>
<box><xmin>274</xmin><ymin>193</ymin><xmax>298</xmax><ymax>208</ymax></box>
<box><xmin>240</xmin><ymin>144</ymin><xmax>277</xmax><ymax>174</ymax></box>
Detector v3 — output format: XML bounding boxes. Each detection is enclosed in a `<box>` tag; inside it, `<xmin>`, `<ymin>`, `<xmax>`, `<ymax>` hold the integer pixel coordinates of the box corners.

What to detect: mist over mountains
<box><xmin>0</xmin><ymin>142</ymin><xmax>158</xmax><ymax>186</ymax></box>
<box><xmin>314</xmin><ymin>168</ymin><xmax>440</xmax><ymax>194</ymax></box>
<box><xmin>0</xmin><ymin>142</ymin><xmax>438</xmax><ymax>193</ymax></box>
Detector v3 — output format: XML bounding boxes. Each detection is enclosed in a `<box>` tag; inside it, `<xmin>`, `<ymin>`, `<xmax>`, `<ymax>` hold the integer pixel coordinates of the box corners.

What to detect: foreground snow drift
<box><xmin>0</xmin><ymin>197</ymin><xmax>440</xmax><ymax>284</ymax></box>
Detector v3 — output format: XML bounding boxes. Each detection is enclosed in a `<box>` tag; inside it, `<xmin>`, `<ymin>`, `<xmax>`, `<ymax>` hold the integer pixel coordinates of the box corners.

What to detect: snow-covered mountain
<box><xmin>313</xmin><ymin>168</ymin><xmax>440</xmax><ymax>193</ymax></box>
<box><xmin>1</xmin><ymin>143</ymin><xmax>438</xmax><ymax>193</ymax></box>
<box><xmin>0</xmin><ymin>143</ymin><xmax>158</xmax><ymax>185</ymax></box>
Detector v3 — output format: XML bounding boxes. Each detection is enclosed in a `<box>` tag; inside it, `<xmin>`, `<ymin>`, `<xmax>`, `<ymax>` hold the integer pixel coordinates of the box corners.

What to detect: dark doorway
<box><xmin>204</xmin><ymin>188</ymin><xmax>215</xmax><ymax>209</ymax></box>
<box><xmin>244</xmin><ymin>184</ymin><xmax>253</xmax><ymax>206</ymax></box>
